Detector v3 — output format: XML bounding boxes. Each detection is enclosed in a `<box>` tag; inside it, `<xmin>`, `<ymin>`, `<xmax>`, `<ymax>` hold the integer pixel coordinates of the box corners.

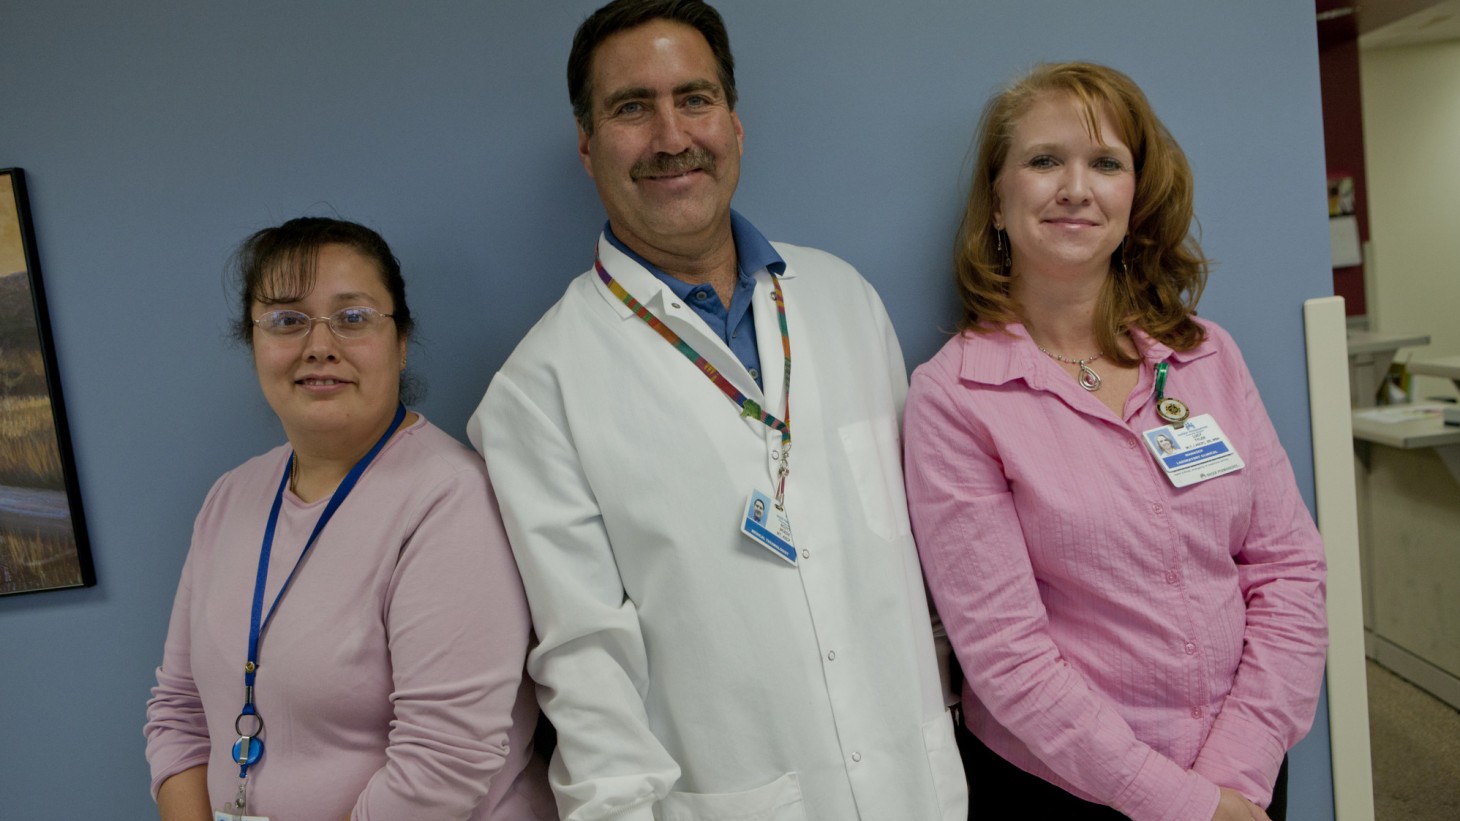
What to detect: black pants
<box><xmin>955</xmin><ymin>719</ymin><xmax>1288</xmax><ymax>820</ymax></box>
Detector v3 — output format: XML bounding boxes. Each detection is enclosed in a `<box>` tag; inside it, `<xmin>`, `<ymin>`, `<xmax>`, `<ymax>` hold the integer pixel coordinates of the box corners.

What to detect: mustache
<box><xmin>631</xmin><ymin>149</ymin><xmax>715</xmax><ymax>181</ymax></box>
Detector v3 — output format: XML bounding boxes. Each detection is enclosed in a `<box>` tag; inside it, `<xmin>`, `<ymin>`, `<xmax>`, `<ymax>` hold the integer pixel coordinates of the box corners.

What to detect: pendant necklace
<box><xmin>1038</xmin><ymin>345</ymin><xmax>1103</xmax><ymax>391</ymax></box>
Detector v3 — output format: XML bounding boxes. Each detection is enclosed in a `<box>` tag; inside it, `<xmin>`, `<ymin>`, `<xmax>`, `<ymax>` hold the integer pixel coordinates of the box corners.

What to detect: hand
<box><xmin>1211</xmin><ymin>787</ymin><xmax>1272</xmax><ymax>821</ymax></box>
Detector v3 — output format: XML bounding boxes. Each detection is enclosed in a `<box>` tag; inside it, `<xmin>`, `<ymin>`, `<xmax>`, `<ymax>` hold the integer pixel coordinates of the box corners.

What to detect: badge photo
<box><xmin>740</xmin><ymin>489</ymin><xmax>797</xmax><ymax>565</ymax></box>
<box><xmin>1143</xmin><ymin>414</ymin><xmax>1244</xmax><ymax>488</ymax></box>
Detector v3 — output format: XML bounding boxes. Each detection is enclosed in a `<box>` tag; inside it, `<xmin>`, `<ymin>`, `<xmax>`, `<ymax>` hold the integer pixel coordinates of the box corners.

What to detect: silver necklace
<box><xmin>1038</xmin><ymin>345</ymin><xmax>1103</xmax><ymax>391</ymax></box>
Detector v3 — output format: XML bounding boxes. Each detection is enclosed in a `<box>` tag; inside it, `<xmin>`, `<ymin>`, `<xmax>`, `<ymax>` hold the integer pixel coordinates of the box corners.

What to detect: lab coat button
<box><xmin>801</xmin><ymin>549</ymin><xmax>809</xmax><ymax>559</ymax></box>
<box><xmin>826</xmin><ymin>650</ymin><xmax>836</xmax><ymax>661</ymax></box>
<box><xmin>851</xmin><ymin>752</ymin><xmax>862</xmax><ymax>763</ymax></box>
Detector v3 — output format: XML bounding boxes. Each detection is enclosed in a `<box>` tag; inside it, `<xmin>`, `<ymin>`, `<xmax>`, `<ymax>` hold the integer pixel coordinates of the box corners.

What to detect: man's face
<box><xmin>578</xmin><ymin>19</ymin><xmax>743</xmax><ymax>260</ymax></box>
<box><xmin>753</xmin><ymin>499</ymin><xmax>765</xmax><ymax>521</ymax></box>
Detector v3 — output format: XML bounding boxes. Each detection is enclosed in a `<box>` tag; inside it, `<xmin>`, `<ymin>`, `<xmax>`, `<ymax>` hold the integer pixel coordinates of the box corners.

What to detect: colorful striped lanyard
<box><xmin>595</xmin><ymin>255</ymin><xmax>794</xmax><ymax>504</ymax></box>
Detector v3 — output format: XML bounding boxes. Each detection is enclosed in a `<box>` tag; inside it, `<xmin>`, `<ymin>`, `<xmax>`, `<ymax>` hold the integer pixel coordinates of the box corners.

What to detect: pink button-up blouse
<box><xmin>904</xmin><ymin>319</ymin><xmax>1327</xmax><ymax>821</ymax></box>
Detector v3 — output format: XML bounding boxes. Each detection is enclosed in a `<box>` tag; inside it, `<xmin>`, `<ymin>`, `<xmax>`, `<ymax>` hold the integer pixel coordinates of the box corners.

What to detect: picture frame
<box><xmin>0</xmin><ymin>168</ymin><xmax>94</xmax><ymax>595</ymax></box>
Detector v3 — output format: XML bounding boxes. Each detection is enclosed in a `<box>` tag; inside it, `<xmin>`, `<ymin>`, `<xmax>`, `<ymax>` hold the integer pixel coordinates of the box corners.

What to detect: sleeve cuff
<box><xmin>1110</xmin><ymin>750</ymin><xmax>1223</xmax><ymax>821</ymax></box>
<box><xmin>148</xmin><ymin>752</ymin><xmax>211</xmax><ymax>802</ymax></box>
<box><xmin>1192</xmin><ymin>713</ymin><xmax>1286</xmax><ymax>806</ymax></box>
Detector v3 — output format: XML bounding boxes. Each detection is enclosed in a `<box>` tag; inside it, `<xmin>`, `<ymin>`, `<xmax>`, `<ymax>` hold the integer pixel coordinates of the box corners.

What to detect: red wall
<box><xmin>1317</xmin><ymin>6</ymin><xmax>1369</xmax><ymax>316</ymax></box>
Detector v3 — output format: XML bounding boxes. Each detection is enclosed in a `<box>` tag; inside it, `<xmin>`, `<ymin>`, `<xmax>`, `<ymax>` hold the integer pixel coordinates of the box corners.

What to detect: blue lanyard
<box><xmin>231</xmin><ymin>403</ymin><xmax>408</xmax><ymax>779</ymax></box>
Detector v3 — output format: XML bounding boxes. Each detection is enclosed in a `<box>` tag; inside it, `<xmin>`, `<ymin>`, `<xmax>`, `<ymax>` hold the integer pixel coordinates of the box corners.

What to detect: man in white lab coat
<box><xmin>469</xmin><ymin>2</ymin><xmax>967</xmax><ymax>818</ymax></box>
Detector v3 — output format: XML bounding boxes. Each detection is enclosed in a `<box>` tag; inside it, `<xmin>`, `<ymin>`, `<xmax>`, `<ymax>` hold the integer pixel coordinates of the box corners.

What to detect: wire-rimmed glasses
<box><xmin>252</xmin><ymin>307</ymin><xmax>395</xmax><ymax>340</ymax></box>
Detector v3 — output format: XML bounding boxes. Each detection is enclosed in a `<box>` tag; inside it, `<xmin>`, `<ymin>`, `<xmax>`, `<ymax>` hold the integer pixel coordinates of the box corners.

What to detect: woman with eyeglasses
<box><xmin>144</xmin><ymin>218</ymin><xmax>551</xmax><ymax>820</ymax></box>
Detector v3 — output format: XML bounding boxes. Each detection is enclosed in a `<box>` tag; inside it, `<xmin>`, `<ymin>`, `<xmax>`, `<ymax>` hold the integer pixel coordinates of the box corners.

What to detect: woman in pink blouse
<box><xmin>903</xmin><ymin>63</ymin><xmax>1327</xmax><ymax>821</ymax></box>
<box><xmin>144</xmin><ymin>218</ymin><xmax>552</xmax><ymax>820</ymax></box>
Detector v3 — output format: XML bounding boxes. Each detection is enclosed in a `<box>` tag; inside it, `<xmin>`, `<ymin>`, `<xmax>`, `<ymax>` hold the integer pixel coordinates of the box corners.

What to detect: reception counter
<box><xmin>1351</xmin><ymin>403</ymin><xmax>1460</xmax><ymax>710</ymax></box>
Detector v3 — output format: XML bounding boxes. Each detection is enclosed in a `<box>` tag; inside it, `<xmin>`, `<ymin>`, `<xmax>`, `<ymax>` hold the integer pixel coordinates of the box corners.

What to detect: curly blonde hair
<box><xmin>953</xmin><ymin>62</ymin><xmax>1207</xmax><ymax>363</ymax></box>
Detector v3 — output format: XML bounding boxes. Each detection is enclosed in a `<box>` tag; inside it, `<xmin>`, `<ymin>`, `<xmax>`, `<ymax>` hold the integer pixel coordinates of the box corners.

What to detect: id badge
<box><xmin>216</xmin><ymin>782</ymin><xmax>268</xmax><ymax>821</ymax></box>
<box><xmin>1143</xmin><ymin>413</ymin><xmax>1244</xmax><ymax>488</ymax></box>
<box><xmin>740</xmin><ymin>489</ymin><xmax>797</xmax><ymax>565</ymax></box>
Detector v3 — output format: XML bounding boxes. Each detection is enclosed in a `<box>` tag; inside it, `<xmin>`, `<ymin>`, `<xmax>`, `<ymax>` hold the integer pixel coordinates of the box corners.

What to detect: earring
<box><xmin>996</xmin><ymin>228</ymin><xmax>1012</xmax><ymax>275</ymax></box>
<box><xmin>1116</xmin><ymin>237</ymin><xmax>1129</xmax><ymax>275</ymax></box>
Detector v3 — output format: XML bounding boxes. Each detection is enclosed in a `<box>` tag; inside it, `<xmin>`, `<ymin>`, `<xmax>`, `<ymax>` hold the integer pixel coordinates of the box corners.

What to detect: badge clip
<box><xmin>1157</xmin><ymin>397</ymin><xmax>1190</xmax><ymax>428</ymax></box>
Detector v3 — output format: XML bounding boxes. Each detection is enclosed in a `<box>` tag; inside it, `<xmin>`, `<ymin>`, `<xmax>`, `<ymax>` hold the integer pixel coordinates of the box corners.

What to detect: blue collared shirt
<box><xmin>604</xmin><ymin>211</ymin><xmax>785</xmax><ymax>388</ymax></box>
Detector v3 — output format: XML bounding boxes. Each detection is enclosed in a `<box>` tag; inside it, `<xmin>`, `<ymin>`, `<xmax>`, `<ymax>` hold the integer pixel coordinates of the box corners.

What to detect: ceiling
<box><xmin>1360</xmin><ymin>0</ymin><xmax>1460</xmax><ymax>48</ymax></box>
<box><xmin>1316</xmin><ymin>0</ymin><xmax>1460</xmax><ymax>49</ymax></box>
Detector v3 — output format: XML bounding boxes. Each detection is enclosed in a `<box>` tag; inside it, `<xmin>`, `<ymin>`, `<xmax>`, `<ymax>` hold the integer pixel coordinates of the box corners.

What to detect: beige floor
<box><xmin>1367</xmin><ymin>660</ymin><xmax>1460</xmax><ymax>820</ymax></box>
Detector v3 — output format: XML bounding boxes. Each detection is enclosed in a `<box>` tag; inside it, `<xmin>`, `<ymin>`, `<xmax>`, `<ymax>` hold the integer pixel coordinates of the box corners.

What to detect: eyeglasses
<box><xmin>252</xmin><ymin>307</ymin><xmax>395</xmax><ymax>339</ymax></box>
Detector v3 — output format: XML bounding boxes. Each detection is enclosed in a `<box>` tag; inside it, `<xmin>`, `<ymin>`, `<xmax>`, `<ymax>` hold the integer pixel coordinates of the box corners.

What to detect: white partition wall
<box><xmin>1304</xmin><ymin>296</ymin><xmax>1375</xmax><ymax>821</ymax></box>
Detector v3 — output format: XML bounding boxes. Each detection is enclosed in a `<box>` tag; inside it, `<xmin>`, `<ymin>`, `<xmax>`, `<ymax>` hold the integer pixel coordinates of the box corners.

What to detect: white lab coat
<box><xmin>470</xmin><ymin>234</ymin><xmax>967</xmax><ymax>821</ymax></box>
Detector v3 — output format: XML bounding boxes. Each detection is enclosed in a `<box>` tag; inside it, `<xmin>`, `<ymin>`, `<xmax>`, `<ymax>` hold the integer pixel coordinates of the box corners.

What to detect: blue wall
<box><xmin>0</xmin><ymin>1</ymin><xmax>1336</xmax><ymax>817</ymax></box>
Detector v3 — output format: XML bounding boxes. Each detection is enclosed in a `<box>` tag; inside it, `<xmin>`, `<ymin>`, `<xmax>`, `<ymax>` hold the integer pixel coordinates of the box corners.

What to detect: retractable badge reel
<box><xmin>232</xmin><ymin>703</ymin><xmax>264</xmax><ymax>773</ymax></box>
<box><xmin>217</xmin><ymin>673</ymin><xmax>267</xmax><ymax>820</ymax></box>
<box><xmin>1154</xmin><ymin>362</ymin><xmax>1189</xmax><ymax>428</ymax></box>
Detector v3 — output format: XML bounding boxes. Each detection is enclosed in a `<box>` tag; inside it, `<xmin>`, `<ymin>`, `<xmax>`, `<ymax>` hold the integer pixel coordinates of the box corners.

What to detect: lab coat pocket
<box><xmin>922</xmin><ymin>711</ymin><xmax>969</xmax><ymax>820</ymax></box>
<box><xmin>655</xmin><ymin>771</ymin><xmax>808</xmax><ymax>821</ymax></box>
<box><xmin>839</xmin><ymin>417</ymin><xmax>913</xmax><ymax>540</ymax></box>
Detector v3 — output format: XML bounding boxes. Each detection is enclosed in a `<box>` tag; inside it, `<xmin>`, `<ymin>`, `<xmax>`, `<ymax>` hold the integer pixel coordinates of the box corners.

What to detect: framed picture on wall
<box><xmin>0</xmin><ymin>168</ymin><xmax>94</xmax><ymax>596</ymax></box>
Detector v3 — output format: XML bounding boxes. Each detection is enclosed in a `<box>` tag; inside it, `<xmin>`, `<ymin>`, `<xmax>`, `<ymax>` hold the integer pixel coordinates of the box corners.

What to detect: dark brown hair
<box><xmin>568</xmin><ymin>0</ymin><xmax>737</xmax><ymax>134</ymax></box>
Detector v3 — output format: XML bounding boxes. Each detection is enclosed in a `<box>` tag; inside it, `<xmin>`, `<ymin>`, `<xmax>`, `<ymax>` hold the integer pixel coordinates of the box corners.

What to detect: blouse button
<box><xmin>749</xmin><ymin>367</ymin><xmax>760</xmax><ymax>381</ymax></box>
<box><xmin>1191</xmin><ymin>707</ymin><xmax>1203</xmax><ymax>719</ymax></box>
<box><xmin>1151</xmin><ymin>503</ymin><xmax>1164</xmax><ymax>514</ymax></box>
<box><xmin>1165</xmin><ymin>571</ymin><xmax>1179</xmax><ymax>584</ymax></box>
<box><xmin>1127</xmin><ymin>438</ymin><xmax>1138</xmax><ymax>449</ymax></box>
<box><xmin>694</xmin><ymin>291</ymin><xmax>709</xmax><ymax>301</ymax></box>
<box><xmin>1184</xmin><ymin>642</ymin><xmax>1197</xmax><ymax>655</ymax></box>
